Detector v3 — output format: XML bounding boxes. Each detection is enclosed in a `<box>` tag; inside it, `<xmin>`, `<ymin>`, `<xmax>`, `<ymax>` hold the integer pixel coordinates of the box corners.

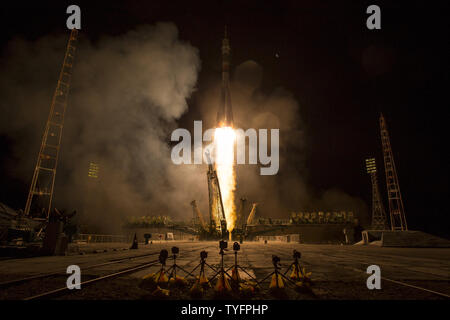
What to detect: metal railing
<box><xmin>75</xmin><ymin>234</ymin><xmax>131</xmax><ymax>243</ymax></box>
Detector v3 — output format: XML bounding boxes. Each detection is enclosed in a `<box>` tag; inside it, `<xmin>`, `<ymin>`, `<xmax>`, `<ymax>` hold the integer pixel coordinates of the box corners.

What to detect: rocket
<box><xmin>216</xmin><ymin>27</ymin><xmax>234</xmax><ymax>127</ymax></box>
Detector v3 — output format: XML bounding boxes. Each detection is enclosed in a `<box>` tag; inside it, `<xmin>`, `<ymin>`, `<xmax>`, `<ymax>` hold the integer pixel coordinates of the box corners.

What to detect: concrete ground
<box><xmin>0</xmin><ymin>241</ymin><xmax>449</xmax><ymax>300</ymax></box>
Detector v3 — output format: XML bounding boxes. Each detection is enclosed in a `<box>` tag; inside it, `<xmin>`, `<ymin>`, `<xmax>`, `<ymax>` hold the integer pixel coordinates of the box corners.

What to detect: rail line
<box><xmin>295</xmin><ymin>249</ymin><xmax>450</xmax><ymax>299</ymax></box>
<box><xmin>380</xmin><ymin>277</ymin><xmax>450</xmax><ymax>299</ymax></box>
<box><xmin>0</xmin><ymin>250</ymin><xmax>161</xmax><ymax>288</ymax></box>
<box><xmin>23</xmin><ymin>259</ymin><xmax>161</xmax><ymax>300</ymax></box>
<box><xmin>239</xmin><ymin>245</ymin><xmax>449</xmax><ymax>299</ymax></box>
<box><xmin>10</xmin><ymin>245</ymin><xmax>209</xmax><ymax>300</ymax></box>
<box><xmin>5</xmin><ymin>244</ymin><xmax>447</xmax><ymax>300</ymax></box>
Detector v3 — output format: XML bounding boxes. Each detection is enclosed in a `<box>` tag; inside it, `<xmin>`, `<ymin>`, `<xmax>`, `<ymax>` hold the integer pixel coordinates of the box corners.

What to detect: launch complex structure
<box><xmin>4</xmin><ymin>27</ymin><xmax>412</xmax><ymax>246</ymax></box>
<box><xmin>365</xmin><ymin>113</ymin><xmax>408</xmax><ymax>232</ymax></box>
<box><xmin>24</xmin><ymin>29</ymin><xmax>78</xmax><ymax>224</ymax></box>
<box><xmin>193</xmin><ymin>28</ymin><xmax>235</xmax><ymax>240</ymax></box>
<box><xmin>17</xmin><ymin>28</ymin><xmax>237</xmax><ymax>242</ymax></box>
<box><xmin>190</xmin><ymin>29</ymin><xmax>411</xmax><ymax>241</ymax></box>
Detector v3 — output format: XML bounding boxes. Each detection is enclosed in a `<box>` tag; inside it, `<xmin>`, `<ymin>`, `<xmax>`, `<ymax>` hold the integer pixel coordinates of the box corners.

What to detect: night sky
<box><xmin>0</xmin><ymin>1</ymin><xmax>448</xmax><ymax>237</ymax></box>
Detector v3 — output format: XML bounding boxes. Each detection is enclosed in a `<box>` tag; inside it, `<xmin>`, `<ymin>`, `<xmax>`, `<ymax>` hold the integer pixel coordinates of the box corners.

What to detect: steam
<box><xmin>0</xmin><ymin>23</ymin><xmax>203</xmax><ymax>231</ymax></box>
<box><xmin>0</xmin><ymin>26</ymin><xmax>368</xmax><ymax>233</ymax></box>
<box><xmin>197</xmin><ymin>60</ymin><xmax>368</xmax><ymax>225</ymax></box>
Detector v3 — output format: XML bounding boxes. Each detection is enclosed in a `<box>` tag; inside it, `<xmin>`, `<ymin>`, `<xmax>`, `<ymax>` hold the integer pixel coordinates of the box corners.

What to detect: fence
<box><xmin>75</xmin><ymin>234</ymin><xmax>131</xmax><ymax>243</ymax></box>
<box><xmin>255</xmin><ymin>234</ymin><xmax>301</xmax><ymax>243</ymax></box>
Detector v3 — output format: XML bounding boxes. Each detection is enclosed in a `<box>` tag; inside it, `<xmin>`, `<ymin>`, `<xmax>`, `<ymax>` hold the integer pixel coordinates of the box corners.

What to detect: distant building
<box><xmin>290</xmin><ymin>211</ymin><xmax>355</xmax><ymax>224</ymax></box>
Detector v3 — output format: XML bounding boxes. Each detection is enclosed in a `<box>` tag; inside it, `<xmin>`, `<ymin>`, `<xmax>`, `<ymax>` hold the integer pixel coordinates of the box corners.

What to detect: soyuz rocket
<box><xmin>216</xmin><ymin>27</ymin><xmax>234</xmax><ymax>128</ymax></box>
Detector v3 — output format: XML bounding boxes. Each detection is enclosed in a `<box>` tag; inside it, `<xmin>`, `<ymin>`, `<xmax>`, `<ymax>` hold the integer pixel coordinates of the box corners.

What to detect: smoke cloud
<box><xmin>197</xmin><ymin>60</ymin><xmax>368</xmax><ymax>224</ymax></box>
<box><xmin>0</xmin><ymin>24</ymin><xmax>368</xmax><ymax>233</ymax></box>
<box><xmin>0</xmin><ymin>23</ymin><xmax>204</xmax><ymax>232</ymax></box>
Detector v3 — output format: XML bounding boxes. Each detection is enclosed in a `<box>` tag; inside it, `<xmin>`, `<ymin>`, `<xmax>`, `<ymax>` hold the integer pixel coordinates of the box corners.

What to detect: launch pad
<box><xmin>0</xmin><ymin>5</ymin><xmax>447</xmax><ymax>309</ymax></box>
<box><xmin>0</xmin><ymin>241</ymin><xmax>449</xmax><ymax>300</ymax></box>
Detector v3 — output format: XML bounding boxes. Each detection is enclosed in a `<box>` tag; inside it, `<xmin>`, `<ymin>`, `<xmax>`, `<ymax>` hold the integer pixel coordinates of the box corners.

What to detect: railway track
<box><xmin>23</xmin><ymin>259</ymin><xmax>161</xmax><ymax>300</ymax></box>
<box><xmin>274</xmin><ymin>247</ymin><xmax>450</xmax><ymax>299</ymax></box>
<box><xmin>0</xmin><ymin>250</ymin><xmax>161</xmax><ymax>288</ymax></box>
<box><xmin>2</xmin><ymin>243</ymin><xmax>448</xmax><ymax>300</ymax></box>
<box><xmin>316</xmin><ymin>252</ymin><xmax>450</xmax><ymax>298</ymax></box>
<box><xmin>2</xmin><ymin>245</ymin><xmax>210</xmax><ymax>300</ymax></box>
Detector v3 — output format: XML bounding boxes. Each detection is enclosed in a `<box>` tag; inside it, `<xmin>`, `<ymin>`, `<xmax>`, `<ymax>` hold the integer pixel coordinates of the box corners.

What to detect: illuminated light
<box><xmin>88</xmin><ymin>162</ymin><xmax>99</xmax><ymax>178</ymax></box>
<box><xmin>214</xmin><ymin>126</ymin><xmax>236</xmax><ymax>232</ymax></box>
<box><xmin>365</xmin><ymin>158</ymin><xmax>377</xmax><ymax>173</ymax></box>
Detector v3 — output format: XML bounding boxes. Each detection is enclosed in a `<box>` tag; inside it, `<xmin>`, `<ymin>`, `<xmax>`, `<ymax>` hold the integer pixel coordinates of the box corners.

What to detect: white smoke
<box><xmin>0</xmin><ymin>23</ymin><xmax>204</xmax><ymax>231</ymax></box>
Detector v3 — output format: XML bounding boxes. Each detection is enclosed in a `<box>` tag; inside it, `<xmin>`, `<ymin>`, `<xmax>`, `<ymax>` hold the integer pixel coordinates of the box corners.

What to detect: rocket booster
<box><xmin>216</xmin><ymin>27</ymin><xmax>234</xmax><ymax>127</ymax></box>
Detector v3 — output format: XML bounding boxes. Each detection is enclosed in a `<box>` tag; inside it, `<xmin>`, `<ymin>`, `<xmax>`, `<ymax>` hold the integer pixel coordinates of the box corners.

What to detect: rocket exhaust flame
<box><xmin>213</xmin><ymin>27</ymin><xmax>236</xmax><ymax>235</ymax></box>
<box><xmin>214</xmin><ymin>126</ymin><xmax>236</xmax><ymax>233</ymax></box>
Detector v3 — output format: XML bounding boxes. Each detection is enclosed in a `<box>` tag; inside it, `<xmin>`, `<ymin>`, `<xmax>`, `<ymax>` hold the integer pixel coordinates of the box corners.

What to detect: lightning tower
<box><xmin>24</xmin><ymin>29</ymin><xmax>78</xmax><ymax>220</ymax></box>
<box><xmin>365</xmin><ymin>158</ymin><xmax>388</xmax><ymax>230</ymax></box>
<box><xmin>380</xmin><ymin>113</ymin><xmax>408</xmax><ymax>231</ymax></box>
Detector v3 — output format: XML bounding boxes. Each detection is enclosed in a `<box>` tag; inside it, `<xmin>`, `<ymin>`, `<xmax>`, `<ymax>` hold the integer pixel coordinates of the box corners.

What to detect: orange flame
<box><xmin>214</xmin><ymin>126</ymin><xmax>236</xmax><ymax>232</ymax></box>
